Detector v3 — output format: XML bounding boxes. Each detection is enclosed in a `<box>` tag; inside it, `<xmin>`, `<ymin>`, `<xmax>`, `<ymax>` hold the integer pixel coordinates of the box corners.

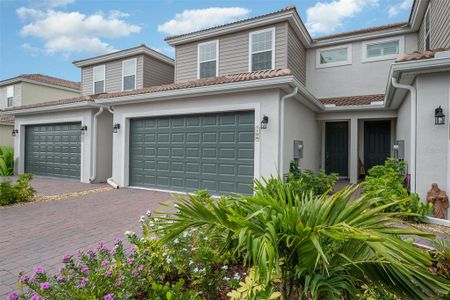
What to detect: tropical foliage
<box><xmin>0</xmin><ymin>173</ymin><xmax>35</xmax><ymax>206</ymax></box>
<box><xmin>0</xmin><ymin>146</ymin><xmax>14</xmax><ymax>176</ymax></box>
<box><xmin>287</xmin><ymin>161</ymin><xmax>338</xmax><ymax>195</ymax></box>
<box><xmin>363</xmin><ymin>158</ymin><xmax>433</xmax><ymax>221</ymax></box>
<box><xmin>155</xmin><ymin>178</ymin><xmax>450</xmax><ymax>300</ymax></box>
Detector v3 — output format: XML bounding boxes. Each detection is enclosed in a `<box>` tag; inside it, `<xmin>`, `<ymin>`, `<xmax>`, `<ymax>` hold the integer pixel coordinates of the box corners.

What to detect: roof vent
<box><xmin>435</xmin><ymin>51</ymin><xmax>450</xmax><ymax>59</ymax></box>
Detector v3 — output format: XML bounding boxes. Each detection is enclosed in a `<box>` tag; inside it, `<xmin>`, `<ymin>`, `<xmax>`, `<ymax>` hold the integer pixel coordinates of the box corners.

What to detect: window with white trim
<box><xmin>123</xmin><ymin>59</ymin><xmax>137</xmax><ymax>90</ymax></box>
<box><xmin>250</xmin><ymin>28</ymin><xmax>274</xmax><ymax>72</ymax></box>
<box><xmin>424</xmin><ymin>5</ymin><xmax>431</xmax><ymax>50</ymax></box>
<box><xmin>6</xmin><ymin>85</ymin><xmax>14</xmax><ymax>107</ymax></box>
<box><xmin>93</xmin><ymin>65</ymin><xmax>105</xmax><ymax>94</ymax></box>
<box><xmin>316</xmin><ymin>45</ymin><xmax>352</xmax><ymax>68</ymax></box>
<box><xmin>198</xmin><ymin>41</ymin><xmax>218</xmax><ymax>79</ymax></box>
<box><xmin>362</xmin><ymin>37</ymin><xmax>403</xmax><ymax>62</ymax></box>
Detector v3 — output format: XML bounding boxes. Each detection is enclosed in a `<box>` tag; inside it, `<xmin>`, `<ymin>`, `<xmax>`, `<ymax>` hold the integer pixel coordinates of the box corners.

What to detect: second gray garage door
<box><xmin>25</xmin><ymin>123</ymin><xmax>81</xmax><ymax>179</ymax></box>
<box><xmin>129</xmin><ymin>111</ymin><xmax>255</xmax><ymax>195</ymax></box>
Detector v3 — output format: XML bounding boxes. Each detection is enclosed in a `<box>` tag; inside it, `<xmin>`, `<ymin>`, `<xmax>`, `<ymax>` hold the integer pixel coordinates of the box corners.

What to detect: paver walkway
<box><xmin>0</xmin><ymin>178</ymin><xmax>173</xmax><ymax>298</ymax></box>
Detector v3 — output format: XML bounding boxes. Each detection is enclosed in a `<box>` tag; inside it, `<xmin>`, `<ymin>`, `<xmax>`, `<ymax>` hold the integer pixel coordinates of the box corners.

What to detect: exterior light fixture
<box><xmin>11</xmin><ymin>129</ymin><xmax>18</xmax><ymax>137</ymax></box>
<box><xmin>261</xmin><ymin>115</ymin><xmax>269</xmax><ymax>129</ymax></box>
<box><xmin>113</xmin><ymin>123</ymin><xmax>121</xmax><ymax>133</ymax></box>
<box><xmin>435</xmin><ymin>106</ymin><xmax>445</xmax><ymax>125</ymax></box>
<box><xmin>80</xmin><ymin>125</ymin><xmax>88</xmax><ymax>134</ymax></box>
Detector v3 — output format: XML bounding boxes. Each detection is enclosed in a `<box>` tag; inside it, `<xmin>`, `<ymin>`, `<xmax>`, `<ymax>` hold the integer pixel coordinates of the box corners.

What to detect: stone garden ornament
<box><xmin>426</xmin><ymin>183</ymin><xmax>449</xmax><ymax>219</ymax></box>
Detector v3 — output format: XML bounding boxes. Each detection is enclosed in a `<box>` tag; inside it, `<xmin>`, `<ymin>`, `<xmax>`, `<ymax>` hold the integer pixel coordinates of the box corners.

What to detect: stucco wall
<box><xmin>95</xmin><ymin>111</ymin><xmax>113</xmax><ymax>182</ymax></box>
<box><xmin>0</xmin><ymin>83</ymin><xmax>22</xmax><ymax>108</ymax></box>
<box><xmin>415</xmin><ymin>72</ymin><xmax>450</xmax><ymax>203</ymax></box>
<box><xmin>305</xmin><ymin>33</ymin><xmax>418</xmax><ymax>98</ymax></box>
<box><xmin>21</xmin><ymin>82</ymin><xmax>80</xmax><ymax>105</ymax></box>
<box><xmin>396</xmin><ymin>92</ymin><xmax>412</xmax><ymax>166</ymax></box>
<box><xmin>0</xmin><ymin>124</ymin><xmax>13</xmax><ymax>147</ymax></box>
<box><xmin>14</xmin><ymin>109</ymin><xmax>96</xmax><ymax>183</ymax></box>
<box><xmin>283</xmin><ymin>97</ymin><xmax>320</xmax><ymax>174</ymax></box>
<box><xmin>110</xmin><ymin>89</ymin><xmax>282</xmax><ymax>187</ymax></box>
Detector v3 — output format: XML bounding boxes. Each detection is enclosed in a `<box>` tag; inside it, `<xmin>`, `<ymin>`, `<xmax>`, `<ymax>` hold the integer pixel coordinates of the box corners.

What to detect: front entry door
<box><xmin>364</xmin><ymin>120</ymin><xmax>391</xmax><ymax>172</ymax></box>
<box><xmin>325</xmin><ymin>122</ymin><xmax>348</xmax><ymax>177</ymax></box>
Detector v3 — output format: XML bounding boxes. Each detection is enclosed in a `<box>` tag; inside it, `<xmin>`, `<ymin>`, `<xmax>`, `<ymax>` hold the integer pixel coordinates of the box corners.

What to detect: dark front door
<box><xmin>325</xmin><ymin>122</ymin><xmax>348</xmax><ymax>177</ymax></box>
<box><xmin>364</xmin><ymin>120</ymin><xmax>391</xmax><ymax>172</ymax></box>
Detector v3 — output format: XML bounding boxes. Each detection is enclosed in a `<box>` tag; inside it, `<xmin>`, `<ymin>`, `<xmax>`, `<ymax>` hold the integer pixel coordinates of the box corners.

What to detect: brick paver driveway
<box><xmin>0</xmin><ymin>177</ymin><xmax>173</xmax><ymax>298</ymax></box>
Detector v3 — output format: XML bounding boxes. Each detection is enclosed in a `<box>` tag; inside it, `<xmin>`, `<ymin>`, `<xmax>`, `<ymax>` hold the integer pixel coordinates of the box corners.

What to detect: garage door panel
<box><xmin>129</xmin><ymin>111</ymin><xmax>254</xmax><ymax>194</ymax></box>
<box><xmin>25</xmin><ymin>122</ymin><xmax>81</xmax><ymax>179</ymax></box>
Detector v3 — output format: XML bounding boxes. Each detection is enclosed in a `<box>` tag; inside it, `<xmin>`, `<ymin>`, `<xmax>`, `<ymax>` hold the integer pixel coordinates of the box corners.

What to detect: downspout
<box><xmin>391</xmin><ymin>77</ymin><xmax>417</xmax><ymax>193</ymax></box>
<box><xmin>106</xmin><ymin>106</ymin><xmax>119</xmax><ymax>189</ymax></box>
<box><xmin>278</xmin><ymin>87</ymin><xmax>298</xmax><ymax>177</ymax></box>
<box><xmin>89</xmin><ymin>106</ymin><xmax>104</xmax><ymax>182</ymax></box>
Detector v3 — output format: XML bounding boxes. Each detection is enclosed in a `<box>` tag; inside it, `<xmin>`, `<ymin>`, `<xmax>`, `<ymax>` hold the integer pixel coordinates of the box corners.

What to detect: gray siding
<box><xmin>431</xmin><ymin>0</ymin><xmax>450</xmax><ymax>49</ymax></box>
<box><xmin>418</xmin><ymin>20</ymin><xmax>425</xmax><ymax>51</ymax></box>
<box><xmin>143</xmin><ymin>55</ymin><xmax>174</xmax><ymax>87</ymax></box>
<box><xmin>175</xmin><ymin>22</ymin><xmax>289</xmax><ymax>83</ymax></box>
<box><xmin>287</xmin><ymin>24</ymin><xmax>306</xmax><ymax>85</ymax></box>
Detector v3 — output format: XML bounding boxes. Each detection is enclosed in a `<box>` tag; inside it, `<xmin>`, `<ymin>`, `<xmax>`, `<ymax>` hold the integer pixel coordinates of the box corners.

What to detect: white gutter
<box><xmin>105</xmin><ymin>105</ymin><xmax>119</xmax><ymax>189</ymax></box>
<box><xmin>89</xmin><ymin>106</ymin><xmax>104</xmax><ymax>182</ymax></box>
<box><xmin>279</xmin><ymin>87</ymin><xmax>298</xmax><ymax>176</ymax></box>
<box><xmin>391</xmin><ymin>77</ymin><xmax>417</xmax><ymax>193</ymax></box>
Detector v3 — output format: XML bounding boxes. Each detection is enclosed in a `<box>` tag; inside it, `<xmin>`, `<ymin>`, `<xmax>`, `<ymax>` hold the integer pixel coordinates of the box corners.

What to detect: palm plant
<box><xmin>0</xmin><ymin>146</ymin><xmax>14</xmax><ymax>176</ymax></box>
<box><xmin>156</xmin><ymin>178</ymin><xmax>450</xmax><ymax>300</ymax></box>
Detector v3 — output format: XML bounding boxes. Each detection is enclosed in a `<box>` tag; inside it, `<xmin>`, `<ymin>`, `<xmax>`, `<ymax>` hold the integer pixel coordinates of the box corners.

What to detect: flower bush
<box><xmin>0</xmin><ymin>173</ymin><xmax>35</xmax><ymax>206</ymax></box>
<box><xmin>363</xmin><ymin>158</ymin><xmax>433</xmax><ymax>221</ymax></box>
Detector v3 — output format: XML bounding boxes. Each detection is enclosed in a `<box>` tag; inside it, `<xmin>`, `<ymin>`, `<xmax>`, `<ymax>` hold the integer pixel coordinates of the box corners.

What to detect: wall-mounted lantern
<box><xmin>113</xmin><ymin>123</ymin><xmax>121</xmax><ymax>133</ymax></box>
<box><xmin>80</xmin><ymin>125</ymin><xmax>88</xmax><ymax>135</ymax></box>
<box><xmin>435</xmin><ymin>106</ymin><xmax>445</xmax><ymax>125</ymax></box>
<box><xmin>260</xmin><ymin>115</ymin><xmax>269</xmax><ymax>129</ymax></box>
<box><xmin>11</xmin><ymin>129</ymin><xmax>18</xmax><ymax>137</ymax></box>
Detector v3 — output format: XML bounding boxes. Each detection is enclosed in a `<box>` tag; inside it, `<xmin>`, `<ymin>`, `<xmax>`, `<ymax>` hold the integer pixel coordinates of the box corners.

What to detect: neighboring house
<box><xmin>0</xmin><ymin>74</ymin><xmax>81</xmax><ymax>147</ymax></box>
<box><xmin>2</xmin><ymin>0</ymin><xmax>450</xmax><ymax>222</ymax></box>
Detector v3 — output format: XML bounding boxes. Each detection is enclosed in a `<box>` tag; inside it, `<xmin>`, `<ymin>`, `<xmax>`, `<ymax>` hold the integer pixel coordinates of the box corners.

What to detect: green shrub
<box><xmin>0</xmin><ymin>173</ymin><xmax>35</xmax><ymax>206</ymax></box>
<box><xmin>287</xmin><ymin>161</ymin><xmax>337</xmax><ymax>195</ymax></box>
<box><xmin>363</xmin><ymin>158</ymin><xmax>433</xmax><ymax>222</ymax></box>
<box><xmin>431</xmin><ymin>239</ymin><xmax>450</xmax><ymax>280</ymax></box>
<box><xmin>157</xmin><ymin>178</ymin><xmax>450</xmax><ymax>300</ymax></box>
<box><xmin>0</xmin><ymin>146</ymin><xmax>14</xmax><ymax>176</ymax></box>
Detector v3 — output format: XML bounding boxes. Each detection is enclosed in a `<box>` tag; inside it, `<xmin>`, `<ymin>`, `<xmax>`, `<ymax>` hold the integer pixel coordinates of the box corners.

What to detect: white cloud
<box><xmin>306</xmin><ymin>0</ymin><xmax>379</xmax><ymax>34</ymax></box>
<box><xmin>36</xmin><ymin>0</ymin><xmax>75</xmax><ymax>9</ymax></box>
<box><xmin>21</xmin><ymin>43</ymin><xmax>41</xmax><ymax>57</ymax></box>
<box><xmin>151</xmin><ymin>46</ymin><xmax>175</xmax><ymax>57</ymax></box>
<box><xmin>158</xmin><ymin>7</ymin><xmax>250</xmax><ymax>36</ymax></box>
<box><xmin>388</xmin><ymin>0</ymin><xmax>412</xmax><ymax>17</ymax></box>
<box><xmin>17</xmin><ymin>7</ymin><xmax>141</xmax><ymax>56</ymax></box>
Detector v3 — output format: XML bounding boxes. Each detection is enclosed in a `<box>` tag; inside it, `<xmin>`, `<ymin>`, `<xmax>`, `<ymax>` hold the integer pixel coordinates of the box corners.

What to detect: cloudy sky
<box><xmin>0</xmin><ymin>0</ymin><xmax>412</xmax><ymax>81</ymax></box>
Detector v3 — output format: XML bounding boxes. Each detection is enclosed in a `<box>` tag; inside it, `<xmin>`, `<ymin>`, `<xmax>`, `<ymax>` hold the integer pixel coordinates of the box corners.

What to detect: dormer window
<box><xmin>249</xmin><ymin>28</ymin><xmax>275</xmax><ymax>72</ymax></box>
<box><xmin>6</xmin><ymin>85</ymin><xmax>14</xmax><ymax>107</ymax></box>
<box><xmin>93</xmin><ymin>65</ymin><xmax>105</xmax><ymax>94</ymax></box>
<box><xmin>123</xmin><ymin>58</ymin><xmax>137</xmax><ymax>90</ymax></box>
<box><xmin>198</xmin><ymin>40</ymin><xmax>218</xmax><ymax>79</ymax></box>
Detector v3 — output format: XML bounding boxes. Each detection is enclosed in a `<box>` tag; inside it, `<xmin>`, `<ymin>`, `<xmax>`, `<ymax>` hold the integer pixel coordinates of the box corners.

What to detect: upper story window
<box><xmin>316</xmin><ymin>45</ymin><xmax>352</xmax><ymax>68</ymax></box>
<box><xmin>6</xmin><ymin>85</ymin><xmax>14</xmax><ymax>107</ymax></box>
<box><xmin>93</xmin><ymin>65</ymin><xmax>105</xmax><ymax>94</ymax></box>
<box><xmin>249</xmin><ymin>28</ymin><xmax>275</xmax><ymax>72</ymax></box>
<box><xmin>123</xmin><ymin>58</ymin><xmax>137</xmax><ymax>90</ymax></box>
<box><xmin>424</xmin><ymin>5</ymin><xmax>431</xmax><ymax>50</ymax></box>
<box><xmin>198</xmin><ymin>40</ymin><xmax>218</xmax><ymax>79</ymax></box>
<box><xmin>362</xmin><ymin>37</ymin><xmax>404</xmax><ymax>62</ymax></box>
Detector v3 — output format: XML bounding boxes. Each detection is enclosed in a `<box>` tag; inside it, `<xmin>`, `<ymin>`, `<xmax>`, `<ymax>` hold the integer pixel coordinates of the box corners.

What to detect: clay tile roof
<box><xmin>395</xmin><ymin>48</ymin><xmax>450</xmax><ymax>62</ymax></box>
<box><xmin>320</xmin><ymin>94</ymin><xmax>385</xmax><ymax>107</ymax></box>
<box><xmin>94</xmin><ymin>68</ymin><xmax>293</xmax><ymax>100</ymax></box>
<box><xmin>0</xmin><ymin>114</ymin><xmax>14</xmax><ymax>124</ymax></box>
<box><xmin>1</xmin><ymin>96</ymin><xmax>92</xmax><ymax>112</ymax></box>
<box><xmin>314</xmin><ymin>22</ymin><xmax>408</xmax><ymax>41</ymax></box>
<box><xmin>165</xmin><ymin>5</ymin><xmax>297</xmax><ymax>41</ymax></box>
<box><xmin>19</xmin><ymin>74</ymin><xmax>80</xmax><ymax>90</ymax></box>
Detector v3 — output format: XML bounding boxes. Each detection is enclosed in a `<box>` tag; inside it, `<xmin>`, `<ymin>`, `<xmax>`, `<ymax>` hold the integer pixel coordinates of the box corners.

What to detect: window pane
<box><xmin>200</xmin><ymin>61</ymin><xmax>216</xmax><ymax>78</ymax></box>
<box><xmin>94</xmin><ymin>81</ymin><xmax>104</xmax><ymax>94</ymax></box>
<box><xmin>252</xmin><ymin>51</ymin><xmax>272</xmax><ymax>71</ymax></box>
<box><xmin>93</xmin><ymin>66</ymin><xmax>104</xmax><ymax>82</ymax></box>
<box><xmin>320</xmin><ymin>48</ymin><xmax>348</xmax><ymax>64</ymax></box>
<box><xmin>123</xmin><ymin>59</ymin><xmax>136</xmax><ymax>76</ymax></box>
<box><xmin>199</xmin><ymin>42</ymin><xmax>216</xmax><ymax>62</ymax></box>
<box><xmin>7</xmin><ymin>97</ymin><xmax>13</xmax><ymax>107</ymax></box>
<box><xmin>123</xmin><ymin>75</ymin><xmax>136</xmax><ymax>90</ymax></box>
<box><xmin>367</xmin><ymin>40</ymin><xmax>399</xmax><ymax>58</ymax></box>
<box><xmin>6</xmin><ymin>86</ymin><xmax>14</xmax><ymax>98</ymax></box>
<box><xmin>252</xmin><ymin>31</ymin><xmax>272</xmax><ymax>52</ymax></box>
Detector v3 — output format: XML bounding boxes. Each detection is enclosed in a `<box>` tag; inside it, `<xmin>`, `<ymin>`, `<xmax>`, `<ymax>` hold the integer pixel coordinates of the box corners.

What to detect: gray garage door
<box><xmin>129</xmin><ymin>111</ymin><xmax>254</xmax><ymax>195</ymax></box>
<box><xmin>25</xmin><ymin>123</ymin><xmax>81</xmax><ymax>179</ymax></box>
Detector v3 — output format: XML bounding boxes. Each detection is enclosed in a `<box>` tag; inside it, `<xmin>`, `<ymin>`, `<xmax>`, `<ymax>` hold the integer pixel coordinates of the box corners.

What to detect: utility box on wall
<box><xmin>393</xmin><ymin>140</ymin><xmax>405</xmax><ymax>160</ymax></box>
<box><xmin>293</xmin><ymin>140</ymin><xmax>303</xmax><ymax>160</ymax></box>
